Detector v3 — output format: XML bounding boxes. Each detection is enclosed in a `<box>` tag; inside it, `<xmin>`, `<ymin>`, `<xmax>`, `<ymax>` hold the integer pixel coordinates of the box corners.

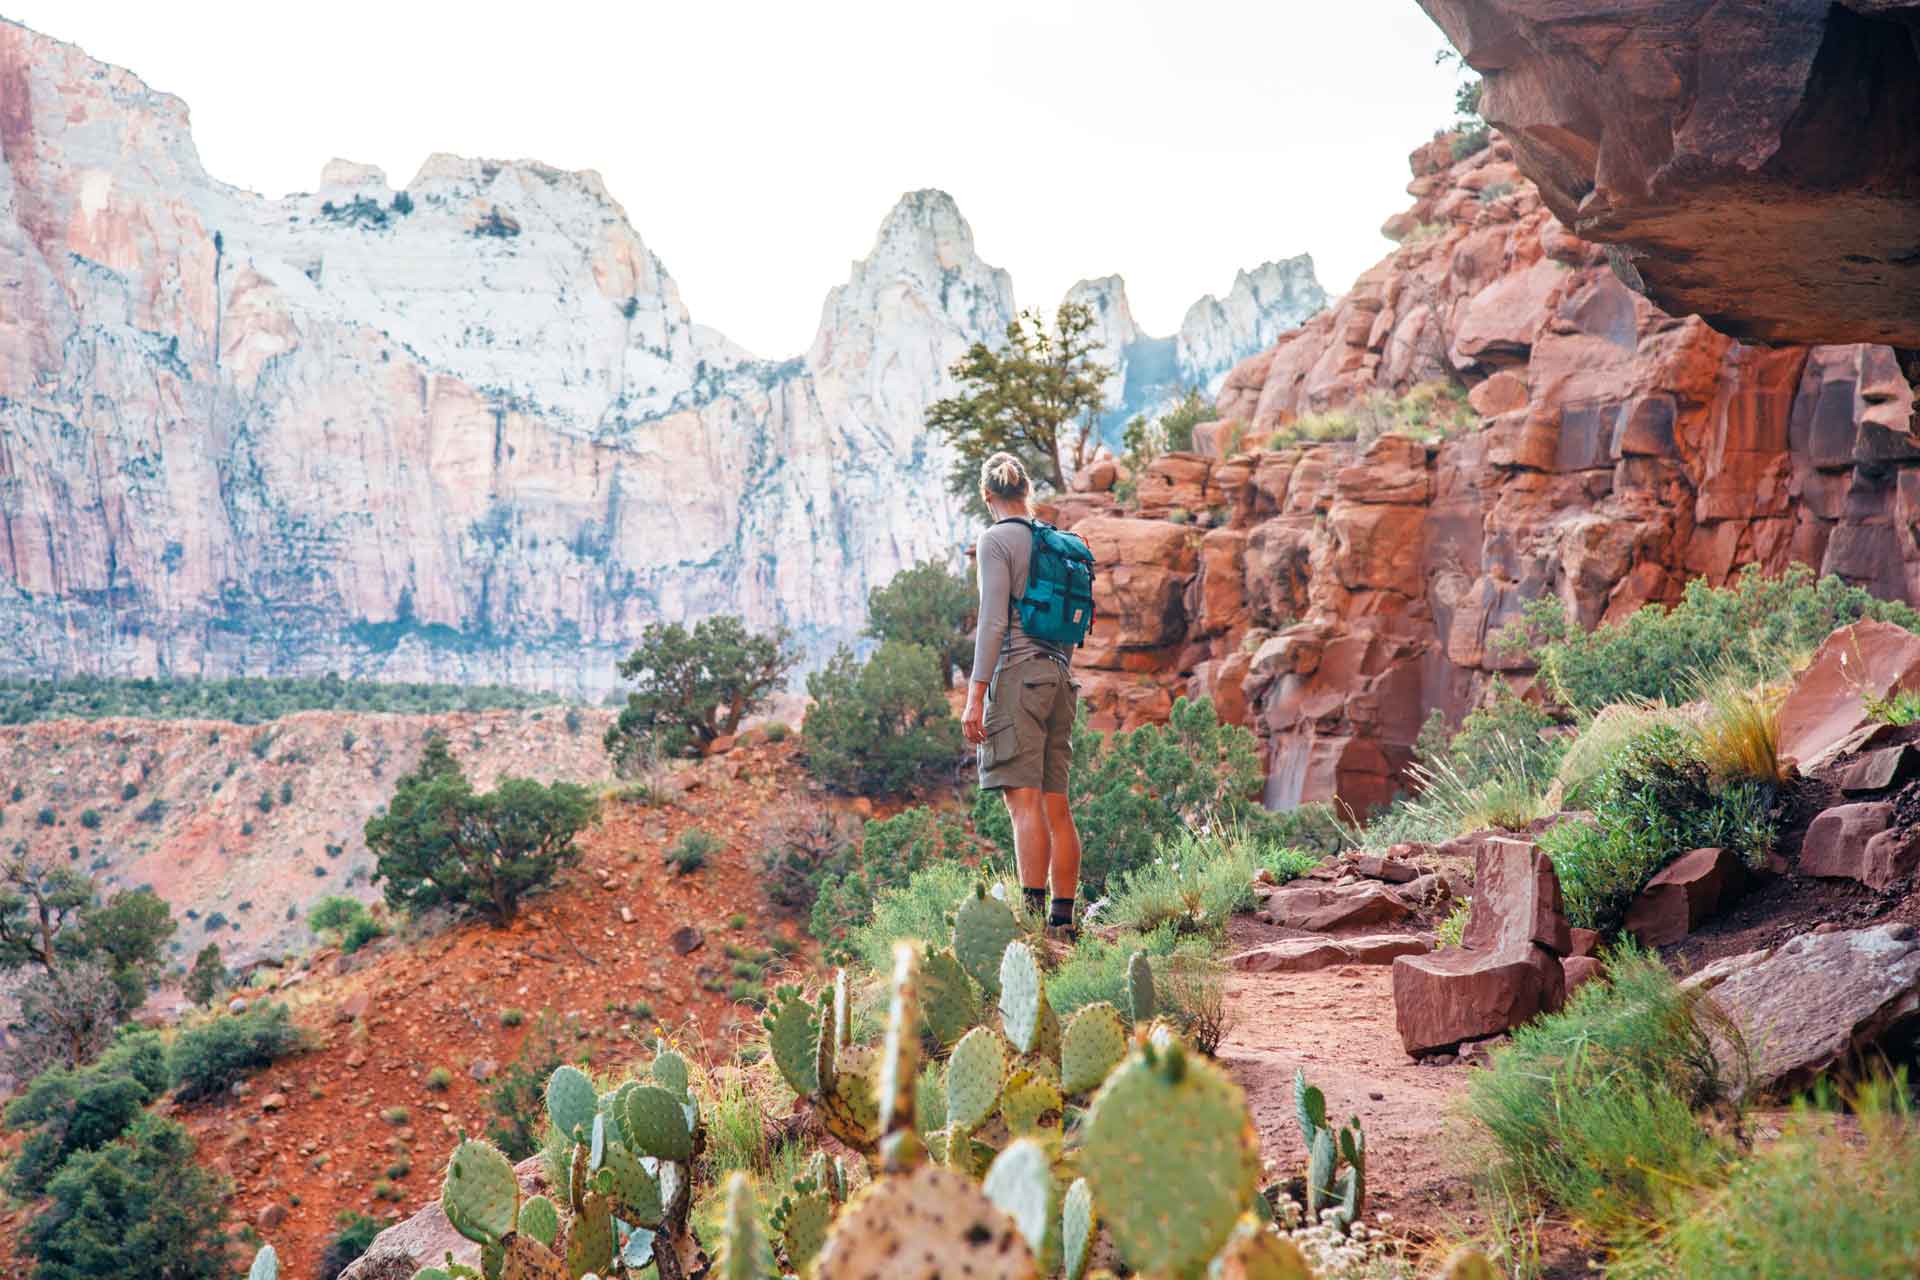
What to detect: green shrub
<box><xmin>801</xmin><ymin>641</ymin><xmax>963</xmax><ymax>795</ymax></box>
<box><xmin>1045</xmin><ymin>925</ymin><xmax>1197</xmax><ymax>1018</ymax></box>
<box><xmin>1495</xmin><ymin>564</ymin><xmax>1920</xmax><ymax>713</ymax></box>
<box><xmin>4</xmin><ymin>1034</ymin><xmax>167</xmax><ymax>1197</ymax></box>
<box><xmin>319</xmin><ymin>1210</ymin><xmax>383</xmax><ymax>1280</ymax></box>
<box><xmin>25</xmin><ymin>1114</ymin><xmax>229</xmax><ymax>1280</ymax></box>
<box><xmin>1267</xmin><ymin>381</ymin><xmax>1475</xmax><ymax>451</ymax></box>
<box><xmin>1865</xmin><ymin>686</ymin><xmax>1920</xmax><ymax>726</ymax></box>
<box><xmin>341</xmin><ymin>914</ymin><xmax>386</xmax><ymax>953</ymax></box>
<box><xmin>846</xmin><ymin>860</ymin><xmax>978</xmax><ymax>973</ymax></box>
<box><xmin>666</xmin><ymin>828</ymin><xmax>722</xmax><ymax>875</ymax></box>
<box><xmin>365</xmin><ymin>734</ymin><xmax>596</xmax><ymax>924</ymax></box>
<box><xmin>1256</xmin><ymin>845</ymin><xmax>1324</xmax><ymax>884</ymax></box>
<box><xmin>604</xmin><ymin>616</ymin><xmax>798</xmax><ymax>763</ymax></box>
<box><xmin>1540</xmin><ymin>724</ymin><xmax>1772</xmax><ymax>932</ymax></box>
<box><xmin>78</xmin><ymin>809</ymin><xmax>101</xmax><ymax>830</ymax></box>
<box><xmin>169</xmin><ymin>1003</ymin><xmax>303</xmax><ymax>1102</ymax></box>
<box><xmin>1465</xmin><ymin>947</ymin><xmax>1739</xmax><ymax>1240</ymax></box>
<box><xmin>185</xmin><ymin>943</ymin><xmax>226</xmax><ymax>1006</ymax></box>
<box><xmin>810</xmin><ymin>807</ymin><xmax>970</xmax><ymax>962</ymax></box>
<box><xmin>424</xmin><ymin>1066</ymin><xmax>454</xmax><ymax>1092</ymax></box>
<box><xmin>864</xmin><ymin>560</ymin><xmax>976</xmax><ymax>688</ymax></box>
<box><xmin>1099</xmin><ymin>829</ymin><xmax>1268</xmax><ymax>936</ymax></box>
<box><xmin>763</xmin><ymin>721</ymin><xmax>791</xmax><ymax>743</ymax></box>
<box><xmin>1612</xmin><ymin>1074</ymin><xmax>1920</xmax><ymax>1279</ymax></box>
<box><xmin>756</xmin><ymin>803</ymin><xmax>858</xmax><ymax>914</ymax></box>
<box><xmin>485</xmin><ymin>1012</ymin><xmax>568</xmax><ymax>1160</ymax></box>
<box><xmin>0</xmin><ymin>675</ymin><xmax>558</xmax><ymax>725</ymax></box>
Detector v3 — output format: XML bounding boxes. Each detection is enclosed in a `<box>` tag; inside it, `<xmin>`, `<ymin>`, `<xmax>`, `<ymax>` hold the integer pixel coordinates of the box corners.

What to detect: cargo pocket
<box><xmin>980</xmin><ymin>712</ymin><xmax>1018</xmax><ymax>770</ymax></box>
<box><xmin>1018</xmin><ymin>669</ymin><xmax>1062</xmax><ymax>720</ymax></box>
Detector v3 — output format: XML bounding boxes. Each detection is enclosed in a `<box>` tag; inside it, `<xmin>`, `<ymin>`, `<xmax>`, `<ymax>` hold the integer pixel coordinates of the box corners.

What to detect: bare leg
<box><xmin>1003</xmin><ymin>787</ymin><xmax>1051</xmax><ymax>898</ymax></box>
<box><xmin>1042</xmin><ymin>791</ymin><xmax>1081</xmax><ymax>902</ymax></box>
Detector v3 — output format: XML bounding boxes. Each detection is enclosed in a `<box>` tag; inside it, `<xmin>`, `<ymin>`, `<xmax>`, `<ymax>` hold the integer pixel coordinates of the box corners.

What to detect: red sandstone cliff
<box><xmin>1044</xmin><ymin>132</ymin><xmax>1918</xmax><ymax>818</ymax></box>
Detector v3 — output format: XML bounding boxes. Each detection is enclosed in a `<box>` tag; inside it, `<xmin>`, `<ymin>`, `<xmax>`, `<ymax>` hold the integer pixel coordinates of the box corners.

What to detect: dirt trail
<box><xmin>1216</xmin><ymin>915</ymin><xmax>1475</xmax><ymax>1242</ymax></box>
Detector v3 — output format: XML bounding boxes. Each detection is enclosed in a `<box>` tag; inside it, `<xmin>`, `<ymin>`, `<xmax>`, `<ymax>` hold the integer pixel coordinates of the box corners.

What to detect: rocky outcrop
<box><xmin>1043</xmin><ymin>128</ymin><xmax>1919</xmax><ymax>814</ymax></box>
<box><xmin>1417</xmin><ymin>0</ymin><xmax>1920</xmax><ymax>361</ymax></box>
<box><xmin>0</xmin><ymin>19</ymin><xmax>1319</xmax><ymax>696</ymax></box>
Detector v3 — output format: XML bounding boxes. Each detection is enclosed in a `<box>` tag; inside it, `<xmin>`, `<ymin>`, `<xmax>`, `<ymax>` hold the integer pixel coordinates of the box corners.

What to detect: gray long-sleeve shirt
<box><xmin>971</xmin><ymin>519</ymin><xmax>1071</xmax><ymax>683</ymax></box>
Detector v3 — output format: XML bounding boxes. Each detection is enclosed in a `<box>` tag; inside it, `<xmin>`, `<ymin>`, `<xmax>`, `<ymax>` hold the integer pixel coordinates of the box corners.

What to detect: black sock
<box><xmin>1049</xmin><ymin>896</ymin><xmax>1075</xmax><ymax>927</ymax></box>
<box><xmin>1023</xmin><ymin>887</ymin><xmax>1048</xmax><ymax>920</ymax></box>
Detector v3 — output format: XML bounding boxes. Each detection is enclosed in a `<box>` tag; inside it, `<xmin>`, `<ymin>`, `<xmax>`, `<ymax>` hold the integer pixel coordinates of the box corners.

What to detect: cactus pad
<box><xmin>1293</xmin><ymin>1068</ymin><xmax>1327</xmax><ymax>1148</ymax></box>
<box><xmin>622</xmin><ymin>1085</ymin><xmax>695</xmax><ymax>1163</ymax></box>
<box><xmin>815</xmin><ymin>1161</ymin><xmax>1038</xmax><ymax>1280</ymax></box>
<box><xmin>762</xmin><ymin>985</ymin><xmax>820</xmax><ymax>1098</ymax></box>
<box><xmin>919</xmin><ymin>947</ymin><xmax>980</xmax><ymax>1047</ymax></box>
<box><xmin>817</xmin><ymin>1042</ymin><xmax>880</xmax><ymax>1151</ymax></box>
<box><xmin>1307</xmin><ymin>1126</ymin><xmax>1336</xmax><ymax>1219</ymax></box>
<box><xmin>982</xmin><ymin>1139</ymin><xmax>1060</xmax><ymax>1268</ymax></box>
<box><xmin>1000</xmin><ymin>1069</ymin><xmax>1064</xmax><ymax>1138</ymax></box>
<box><xmin>1060</xmin><ymin>1003</ymin><xmax>1126</xmax><ymax>1096</ymax></box>
<box><xmin>411</xmin><ymin>1270</ymin><xmax>453</xmax><ymax>1280</ymax></box>
<box><xmin>516</xmin><ymin>1195</ymin><xmax>560</xmax><ymax>1248</ymax></box>
<box><xmin>814</xmin><ymin>989</ymin><xmax>839</xmax><ymax>1096</ymax></box>
<box><xmin>1212</xmin><ymin>1223</ymin><xmax>1317</xmax><ymax>1279</ymax></box>
<box><xmin>1061</xmin><ymin>1178</ymin><xmax>1094</xmax><ymax>1280</ymax></box>
<box><xmin>545</xmin><ymin>1065</ymin><xmax>598</xmax><ymax>1143</ymax></box>
<box><xmin>442</xmin><ymin>1139</ymin><xmax>519</xmax><ymax>1245</ymax></box>
<box><xmin>954</xmin><ymin>891</ymin><xmax>1019</xmax><ymax>997</ymax></box>
<box><xmin>713</xmin><ymin>1172</ymin><xmax>773</xmax><ymax>1280</ymax></box>
<box><xmin>500</xmin><ymin>1233</ymin><xmax>567</xmax><ymax>1280</ymax></box>
<box><xmin>247</xmin><ymin>1245</ymin><xmax>277</xmax><ymax>1280</ymax></box>
<box><xmin>998</xmin><ymin>941</ymin><xmax>1046</xmax><ymax>1055</ymax></box>
<box><xmin>774</xmin><ymin>1189</ymin><xmax>831</xmax><ymax>1275</ymax></box>
<box><xmin>598</xmin><ymin>1140</ymin><xmax>663</xmax><ymax>1227</ymax></box>
<box><xmin>946</xmin><ymin>1026</ymin><xmax>1008</xmax><ymax>1130</ymax></box>
<box><xmin>1125</xmin><ymin>951</ymin><xmax>1154</xmax><ymax>1024</ymax></box>
<box><xmin>877</xmin><ymin>943</ymin><xmax>922</xmax><ymax>1138</ymax></box>
<box><xmin>1080</xmin><ymin>1045</ymin><xmax>1260</xmax><ymax>1277</ymax></box>
<box><xmin>564</xmin><ymin>1191</ymin><xmax>614</xmax><ymax>1278</ymax></box>
<box><xmin>651</xmin><ymin>1048</ymin><xmax>691</xmax><ymax>1099</ymax></box>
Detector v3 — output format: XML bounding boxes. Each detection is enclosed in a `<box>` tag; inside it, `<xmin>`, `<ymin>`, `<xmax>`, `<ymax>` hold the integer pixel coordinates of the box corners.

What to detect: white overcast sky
<box><xmin>12</xmin><ymin>1</ymin><xmax>1466</xmax><ymax>358</ymax></box>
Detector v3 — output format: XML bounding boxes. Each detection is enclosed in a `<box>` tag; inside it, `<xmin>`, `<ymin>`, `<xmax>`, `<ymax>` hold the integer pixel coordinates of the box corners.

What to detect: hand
<box><xmin>962</xmin><ymin>688</ymin><xmax>986</xmax><ymax>745</ymax></box>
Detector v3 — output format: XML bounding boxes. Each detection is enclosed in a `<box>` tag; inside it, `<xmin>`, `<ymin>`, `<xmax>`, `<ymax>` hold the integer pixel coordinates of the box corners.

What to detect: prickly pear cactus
<box><xmin>818</xmin><ymin>1042</ymin><xmax>880</xmax><ymax>1153</ymax></box>
<box><xmin>762</xmin><ymin>985</ymin><xmax>820</xmax><ymax>1097</ymax></box>
<box><xmin>1000</xmin><ymin>1068</ymin><xmax>1064</xmax><ymax>1138</ymax></box>
<box><xmin>1080</xmin><ymin>1042</ymin><xmax>1259</xmax><ymax>1277</ymax></box>
<box><xmin>410</xmin><ymin>1269</ymin><xmax>454</xmax><ymax>1280</ymax></box>
<box><xmin>546</xmin><ymin>1066</ymin><xmax>599</xmax><ymax>1143</ymax></box>
<box><xmin>982</xmin><ymin>1139</ymin><xmax>1060</xmax><ymax>1269</ymax></box>
<box><xmin>877</xmin><ymin>944</ymin><xmax>922</xmax><ymax>1139</ymax></box>
<box><xmin>565</xmin><ymin>1191</ymin><xmax>614</xmax><ymax>1278</ymax></box>
<box><xmin>1060</xmin><ymin>1002</ymin><xmax>1126</xmax><ymax>1096</ymax></box>
<box><xmin>1328</xmin><ymin>1120</ymin><xmax>1366</xmax><ymax>1232</ymax></box>
<box><xmin>247</xmin><ymin>1245</ymin><xmax>277</xmax><ymax>1280</ymax></box>
<box><xmin>771</xmin><ymin>1186</ymin><xmax>832</xmax><ymax>1276</ymax></box>
<box><xmin>998</xmin><ymin>941</ymin><xmax>1047</xmax><ymax>1055</ymax></box>
<box><xmin>713</xmin><ymin>1172</ymin><xmax>773</xmax><ymax>1280</ymax></box>
<box><xmin>920</xmin><ymin>947</ymin><xmax>982</xmax><ymax>1047</ymax></box>
<box><xmin>443</xmin><ymin>1139</ymin><xmax>520</xmax><ymax>1246</ymax></box>
<box><xmin>814</xmin><ymin>1161</ymin><xmax>1038</xmax><ymax>1280</ymax></box>
<box><xmin>500</xmin><ymin>1233</ymin><xmax>567</xmax><ymax>1280</ymax></box>
<box><xmin>1293</xmin><ymin>1068</ymin><xmax>1328</xmax><ymax>1150</ymax></box>
<box><xmin>1211</xmin><ymin>1221</ymin><xmax>1318</xmax><ymax>1279</ymax></box>
<box><xmin>597</xmin><ymin>1140</ymin><xmax>662</xmax><ymax>1227</ymax></box>
<box><xmin>954</xmin><ymin>889</ymin><xmax>1019</xmax><ymax>997</ymax></box>
<box><xmin>516</xmin><ymin>1195</ymin><xmax>560</xmax><ymax>1249</ymax></box>
<box><xmin>1061</xmin><ymin>1177</ymin><xmax>1094</xmax><ymax>1280</ymax></box>
<box><xmin>1125</xmin><ymin>951</ymin><xmax>1154</xmax><ymax>1024</ymax></box>
<box><xmin>622</xmin><ymin>1085</ymin><xmax>694</xmax><ymax>1163</ymax></box>
<box><xmin>1307</xmin><ymin>1126</ymin><xmax>1337</xmax><ymax>1221</ymax></box>
<box><xmin>946</xmin><ymin>1026</ymin><xmax>1008</xmax><ymax>1131</ymax></box>
<box><xmin>651</xmin><ymin>1049</ymin><xmax>691</xmax><ymax>1100</ymax></box>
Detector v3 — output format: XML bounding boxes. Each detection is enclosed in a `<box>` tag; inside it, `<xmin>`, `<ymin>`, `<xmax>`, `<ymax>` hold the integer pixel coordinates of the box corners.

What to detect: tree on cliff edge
<box><xmin>366</xmin><ymin>734</ymin><xmax>596</xmax><ymax>925</ymax></box>
<box><xmin>604</xmin><ymin>616</ymin><xmax>799</xmax><ymax>765</ymax></box>
<box><xmin>927</xmin><ymin>301</ymin><xmax>1107</xmax><ymax>511</ymax></box>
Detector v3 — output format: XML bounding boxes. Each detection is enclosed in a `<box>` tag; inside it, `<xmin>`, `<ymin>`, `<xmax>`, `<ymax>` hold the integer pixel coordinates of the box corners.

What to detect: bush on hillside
<box><xmin>801</xmin><ymin>642</ymin><xmax>963</xmax><ymax>796</ymax></box>
<box><xmin>26</xmin><ymin>1114</ymin><xmax>230</xmax><ymax>1280</ymax></box>
<box><xmin>0</xmin><ymin>673</ymin><xmax>557</xmax><ymax>725</ymax></box>
<box><xmin>320</xmin><ymin>1210</ymin><xmax>384</xmax><ymax>1280</ymax></box>
<box><xmin>6</xmin><ymin>961</ymin><xmax>127</xmax><ymax>1080</ymax></box>
<box><xmin>169</xmin><ymin>1002</ymin><xmax>304</xmax><ymax>1102</ymax></box>
<box><xmin>755</xmin><ymin>802</ymin><xmax>860</xmax><ymax>914</ymax></box>
<box><xmin>486</xmin><ymin>1012</ymin><xmax>569</xmax><ymax>1160</ymax></box>
<box><xmin>307</xmin><ymin>896</ymin><xmax>387</xmax><ymax>953</ymax></box>
<box><xmin>604</xmin><ymin>616</ymin><xmax>798</xmax><ymax>764</ymax></box>
<box><xmin>1495</xmin><ymin>564</ymin><xmax>1920</xmax><ymax>713</ymax></box>
<box><xmin>5</xmin><ymin>1031</ymin><xmax>169</xmax><ymax>1198</ymax></box>
<box><xmin>365</xmin><ymin>734</ymin><xmax>596</xmax><ymax>925</ymax></box>
<box><xmin>185</xmin><ymin>943</ymin><xmax>227</xmax><ymax>1007</ymax></box>
<box><xmin>812</xmin><ymin>807</ymin><xmax>972</xmax><ymax>964</ymax></box>
<box><xmin>971</xmin><ymin>696</ymin><xmax>1271</xmax><ymax>897</ymax></box>
<box><xmin>1539</xmin><ymin>724</ymin><xmax>1772</xmax><ymax>932</ymax></box>
<box><xmin>865</xmin><ymin>560</ymin><xmax>976</xmax><ymax>688</ymax></box>
<box><xmin>1120</xmin><ymin>387</ymin><xmax>1215</xmax><ymax>481</ymax></box>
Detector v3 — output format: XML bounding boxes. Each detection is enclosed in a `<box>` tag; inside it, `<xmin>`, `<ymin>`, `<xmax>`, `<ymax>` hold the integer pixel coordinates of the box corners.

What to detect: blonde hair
<box><xmin>980</xmin><ymin>452</ymin><xmax>1031</xmax><ymax>512</ymax></box>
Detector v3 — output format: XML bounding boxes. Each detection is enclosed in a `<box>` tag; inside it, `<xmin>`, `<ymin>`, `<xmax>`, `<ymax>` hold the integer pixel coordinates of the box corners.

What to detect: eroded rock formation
<box><xmin>1417</xmin><ymin>0</ymin><xmax>1920</xmax><ymax>358</ymax></box>
<box><xmin>1044</xmin><ymin>131</ymin><xmax>1919</xmax><ymax>815</ymax></box>
<box><xmin>0</xmin><ymin>19</ymin><xmax>1320</xmax><ymax>695</ymax></box>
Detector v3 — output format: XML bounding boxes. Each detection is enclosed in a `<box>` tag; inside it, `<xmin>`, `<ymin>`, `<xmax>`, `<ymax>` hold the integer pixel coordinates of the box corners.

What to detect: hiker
<box><xmin>961</xmin><ymin>452</ymin><xmax>1097</xmax><ymax>938</ymax></box>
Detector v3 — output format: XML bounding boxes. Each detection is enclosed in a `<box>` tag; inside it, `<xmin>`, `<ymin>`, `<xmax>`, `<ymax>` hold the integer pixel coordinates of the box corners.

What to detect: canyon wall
<box><xmin>0</xmin><ymin>19</ymin><xmax>1321</xmax><ymax>697</ymax></box>
<box><xmin>1044</xmin><ymin>131</ymin><xmax>1918</xmax><ymax>817</ymax></box>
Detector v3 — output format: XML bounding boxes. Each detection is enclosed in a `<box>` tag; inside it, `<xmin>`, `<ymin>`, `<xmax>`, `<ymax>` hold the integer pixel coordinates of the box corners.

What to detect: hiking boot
<box><xmin>1044</xmin><ymin>921</ymin><xmax>1079</xmax><ymax>946</ymax></box>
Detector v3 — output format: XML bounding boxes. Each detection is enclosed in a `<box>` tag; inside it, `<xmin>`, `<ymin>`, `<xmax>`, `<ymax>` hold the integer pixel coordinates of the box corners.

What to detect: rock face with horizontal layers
<box><xmin>1417</xmin><ymin>0</ymin><xmax>1920</xmax><ymax>365</ymax></box>
<box><xmin>0</xmin><ymin>19</ymin><xmax>1319</xmax><ymax>696</ymax></box>
<box><xmin>1038</xmin><ymin>126</ymin><xmax>1919</xmax><ymax>815</ymax></box>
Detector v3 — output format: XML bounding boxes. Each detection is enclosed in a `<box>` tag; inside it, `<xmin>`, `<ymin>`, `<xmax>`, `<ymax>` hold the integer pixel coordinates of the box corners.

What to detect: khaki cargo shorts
<box><xmin>978</xmin><ymin>656</ymin><xmax>1077</xmax><ymax>794</ymax></box>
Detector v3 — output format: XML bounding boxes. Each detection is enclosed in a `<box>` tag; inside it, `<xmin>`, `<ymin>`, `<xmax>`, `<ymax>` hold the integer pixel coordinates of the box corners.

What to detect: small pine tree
<box><xmin>864</xmin><ymin>560</ymin><xmax>976</xmax><ymax>688</ymax></box>
<box><xmin>185</xmin><ymin>943</ymin><xmax>225</xmax><ymax>1007</ymax></box>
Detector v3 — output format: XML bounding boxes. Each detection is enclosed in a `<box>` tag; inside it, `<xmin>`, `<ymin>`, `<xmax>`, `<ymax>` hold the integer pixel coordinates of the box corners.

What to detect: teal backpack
<box><xmin>996</xmin><ymin>517</ymin><xmax>1097</xmax><ymax>647</ymax></box>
